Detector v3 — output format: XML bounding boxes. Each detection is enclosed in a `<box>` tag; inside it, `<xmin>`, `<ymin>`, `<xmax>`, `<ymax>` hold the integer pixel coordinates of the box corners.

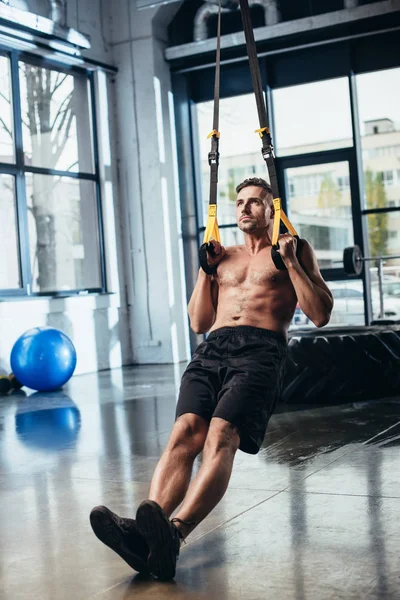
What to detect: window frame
<box><xmin>0</xmin><ymin>46</ymin><xmax>106</xmax><ymax>298</ymax></box>
<box><xmin>274</xmin><ymin>146</ymin><xmax>362</xmax><ymax>283</ymax></box>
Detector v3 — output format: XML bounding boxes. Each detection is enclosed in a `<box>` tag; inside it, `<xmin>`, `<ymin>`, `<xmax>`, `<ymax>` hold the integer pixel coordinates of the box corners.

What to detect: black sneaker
<box><xmin>90</xmin><ymin>505</ymin><xmax>149</xmax><ymax>574</ymax></box>
<box><xmin>135</xmin><ymin>500</ymin><xmax>182</xmax><ymax>581</ymax></box>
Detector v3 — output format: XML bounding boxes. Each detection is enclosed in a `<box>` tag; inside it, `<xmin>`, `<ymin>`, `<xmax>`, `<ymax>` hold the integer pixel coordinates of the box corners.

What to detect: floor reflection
<box><xmin>15</xmin><ymin>392</ymin><xmax>81</xmax><ymax>451</ymax></box>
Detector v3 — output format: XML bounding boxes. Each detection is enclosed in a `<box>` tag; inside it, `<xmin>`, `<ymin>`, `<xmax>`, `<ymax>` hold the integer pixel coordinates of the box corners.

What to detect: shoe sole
<box><xmin>90</xmin><ymin>506</ymin><xmax>149</xmax><ymax>574</ymax></box>
<box><xmin>136</xmin><ymin>501</ymin><xmax>179</xmax><ymax>581</ymax></box>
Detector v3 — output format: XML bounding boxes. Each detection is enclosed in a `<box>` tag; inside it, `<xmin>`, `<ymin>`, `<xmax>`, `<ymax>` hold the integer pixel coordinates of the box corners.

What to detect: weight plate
<box><xmin>343</xmin><ymin>245</ymin><xmax>363</xmax><ymax>275</ymax></box>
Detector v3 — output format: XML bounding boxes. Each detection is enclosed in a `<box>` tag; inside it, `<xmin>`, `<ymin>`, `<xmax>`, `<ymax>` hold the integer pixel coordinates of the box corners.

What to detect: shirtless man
<box><xmin>90</xmin><ymin>177</ymin><xmax>333</xmax><ymax>581</ymax></box>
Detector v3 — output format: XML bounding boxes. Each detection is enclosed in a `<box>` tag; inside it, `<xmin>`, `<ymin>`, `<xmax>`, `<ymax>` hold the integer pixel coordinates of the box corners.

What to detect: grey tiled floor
<box><xmin>0</xmin><ymin>364</ymin><xmax>399</xmax><ymax>599</ymax></box>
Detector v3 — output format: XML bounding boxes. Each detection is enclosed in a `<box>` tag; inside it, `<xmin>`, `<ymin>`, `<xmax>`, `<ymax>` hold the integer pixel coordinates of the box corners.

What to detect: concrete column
<box><xmin>109</xmin><ymin>0</ymin><xmax>190</xmax><ymax>364</ymax></box>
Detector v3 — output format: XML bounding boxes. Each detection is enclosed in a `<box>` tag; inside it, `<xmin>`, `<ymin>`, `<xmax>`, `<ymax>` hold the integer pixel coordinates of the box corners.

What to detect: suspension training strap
<box><xmin>238</xmin><ymin>0</ymin><xmax>298</xmax><ymax>248</ymax></box>
<box><xmin>199</xmin><ymin>0</ymin><xmax>222</xmax><ymax>275</ymax></box>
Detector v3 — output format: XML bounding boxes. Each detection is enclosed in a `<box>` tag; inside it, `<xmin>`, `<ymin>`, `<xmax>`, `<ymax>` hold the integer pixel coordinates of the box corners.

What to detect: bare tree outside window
<box><xmin>20</xmin><ymin>65</ymin><xmax>94</xmax><ymax>173</ymax></box>
<box><xmin>0</xmin><ymin>57</ymin><xmax>20</xmax><ymax>290</ymax></box>
<box><xmin>0</xmin><ymin>175</ymin><xmax>20</xmax><ymax>289</ymax></box>
<box><xmin>18</xmin><ymin>64</ymin><xmax>97</xmax><ymax>292</ymax></box>
<box><xmin>0</xmin><ymin>61</ymin><xmax>101</xmax><ymax>294</ymax></box>
<box><xmin>0</xmin><ymin>56</ymin><xmax>14</xmax><ymax>164</ymax></box>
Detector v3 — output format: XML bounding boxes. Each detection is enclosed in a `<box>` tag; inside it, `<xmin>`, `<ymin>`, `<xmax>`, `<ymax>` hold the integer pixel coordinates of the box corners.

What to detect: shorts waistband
<box><xmin>207</xmin><ymin>326</ymin><xmax>287</xmax><ymax>345</ymax></box>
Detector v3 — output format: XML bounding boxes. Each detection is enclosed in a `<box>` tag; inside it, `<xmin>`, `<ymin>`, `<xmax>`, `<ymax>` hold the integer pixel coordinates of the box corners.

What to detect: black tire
<box><xmin>282</xmin><ymin>325</ymin><xmax>400</xmax><ymax>406</ymax></box>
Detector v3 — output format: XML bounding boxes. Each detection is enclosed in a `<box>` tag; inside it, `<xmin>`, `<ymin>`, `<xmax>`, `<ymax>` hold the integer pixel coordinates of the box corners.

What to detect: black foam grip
<box><xmin>271</xmin><ymin>236</ymin><xmax>302</xmax><ymax>271</ymax></box>
<box><xmin>199</xmin><ymin>243</ymin><xmax>217</xmax><ymax>275</ymax></box>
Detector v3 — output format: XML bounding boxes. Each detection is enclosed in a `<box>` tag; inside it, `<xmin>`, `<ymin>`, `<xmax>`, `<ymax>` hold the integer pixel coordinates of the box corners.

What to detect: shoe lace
<box><xmin>171</xmin><ymin>518</ymin><xmax>196</xmax><ymax>545</ymax></box>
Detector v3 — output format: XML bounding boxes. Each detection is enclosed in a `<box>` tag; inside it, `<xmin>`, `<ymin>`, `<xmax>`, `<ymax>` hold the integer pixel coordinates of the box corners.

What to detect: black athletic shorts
<box><xmin>176</xmin><ymin>326</ymin><xmax>288</xmax><ymax>454</ymax></box>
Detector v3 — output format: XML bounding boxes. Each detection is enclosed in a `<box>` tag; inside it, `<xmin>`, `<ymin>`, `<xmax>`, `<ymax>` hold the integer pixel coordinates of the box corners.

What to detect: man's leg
<box><xmin>171</xmin><ymin>417</ymin><xmax>240</xmax><ymax>539</ymax></box>
<box><xmin>136</xmin><ymin>417</ymin><xmax>240</xmax><ymax>580</ymax></box>
<box><xmin>89</xmin><ymin>413</ymin><xmax>208</xmax><ymax>574</ymax></box>
<box><xmin>148</xmin><ymin>413</ymin><xmax>209</xmax><ymax>517</ymax></box>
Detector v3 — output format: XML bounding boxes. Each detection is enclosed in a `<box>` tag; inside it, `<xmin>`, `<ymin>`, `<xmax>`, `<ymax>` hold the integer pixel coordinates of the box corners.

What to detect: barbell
<box><xmin>343</xmin><ymin>245</ymin><xmax>400</xmax><ymax>275</ymax></box>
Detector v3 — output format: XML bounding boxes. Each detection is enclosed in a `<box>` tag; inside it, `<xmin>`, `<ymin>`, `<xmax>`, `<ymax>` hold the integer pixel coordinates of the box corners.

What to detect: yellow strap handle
<box><xmin>272</xmin><ymin>198</ymin><xmax>298</xmax><ymax>246</ymax></box>
<box><xmin>203</xmin><ymin>204</ymin><xmax>221</xmax><ymax>244</ymax></box>
<box><xmin>207</xmin><ymin>129</ymin><xmax>221</xmax><ymax>139</ymax></box>
<box><xmin>255</xmin><ymin>126</ymin><xmax>270</xmax><ymax>138</ymax></box>
<box><xmin>203</xmin><ymin>200</ymin><xmax>297</xmax><ymax>248</ymax></box>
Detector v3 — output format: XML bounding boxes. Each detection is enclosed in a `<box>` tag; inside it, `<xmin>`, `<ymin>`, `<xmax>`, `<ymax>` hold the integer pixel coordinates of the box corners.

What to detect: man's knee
<box><xmin>205</xmin><ymin>417</ymin><xmax>240</xmax><ymax>455</ymax></box>
<box><xmin>167</xmin><ymin>413</ymin><xmax>209</xmax><ymax>456</ymax></box>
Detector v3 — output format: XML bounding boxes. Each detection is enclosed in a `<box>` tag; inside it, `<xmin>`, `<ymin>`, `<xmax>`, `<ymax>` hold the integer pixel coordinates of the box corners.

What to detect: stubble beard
<box><xmin>238</xmin><ymin>219</ymin><xmax>258</xmax><ymax>233</ymax></box>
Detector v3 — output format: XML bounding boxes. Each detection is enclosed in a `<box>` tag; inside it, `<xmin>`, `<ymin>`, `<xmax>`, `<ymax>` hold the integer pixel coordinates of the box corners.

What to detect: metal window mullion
<box><xmin>362</xmin><ymin>206</ymin><xmax>400</xmax><ymax>216</ymax></box>
<box><xmin>24</xmin><ymin>166</ymin><xmax>98</xmax><ymax>180</ymax></box>
<box><xmin>0</xmin><ymin>288</ymin><xmax>26</xmax><ymax>297</ymax></box>
<box><xmin>20</xmin><ymin>52</ymin><xmax>88</xmax><ymax>76</ymax></box>
<box><xmin>10</xmin><ymin>51</ymin><xmax>24</xmax><ymax>175</ymax></box>
<box><xmin>32</xmin><ymin>287</ymin><xmax>104</xmax><ymax>297</ymax></box>
<box><xmin>276</xmin><ymin>147</ymin><xmax>366</xmax><ymax>284</ymax></box>
<box><xmin>276</xmin><ymin>147</ymin><xmax>354</xmax><ymax>169</ymax></box>
<box><xmin>0</xmin><ymin>163</ymin><xmax>18</xmax><ymax>174</ymax></box>
<box><xmin>349</xmin><ymin>68</ymin><xmax>372</xmax><ymax>325</ymax></box>
<box><xmin>10</xmin><ymin>49</ymin><xmax>32</xmax><ymax>294</ymax></box>
<box><xmin>89</xmin><ymin>72</ymin><xmax>107</xmax><ymax>293</ymax></box>
<box><xmin>18</xmin><ymin>48</ymin><xmax>117</xmax><ymax>76</ymax></box>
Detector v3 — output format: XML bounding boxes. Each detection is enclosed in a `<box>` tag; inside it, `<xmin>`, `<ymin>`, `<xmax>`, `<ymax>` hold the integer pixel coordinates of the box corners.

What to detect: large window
<box><xmin>0</xmin><ymin>56</ymin><xmax>14</xmax><ymax>163</ymax></box>
<box><xmin>19</xmin><ymin>64</ymin><xmax>95</xmax><ymax>173</ymax></box>
<box><xmin>356</xmin><ymin>67</ymin><xmax>400</xmax><ymax>291</ymax></box>
<box><xmin>272</xmin><ymin>78</ymin><xmax>353</xmax><ymax>156</ymax></box>
<box><xmin>357</xmin><ymin>68</ymin><xmax>400</xmax><ymax>211</ymax></box>
<box><xmin>294</xmin><ymin>280</ymin><xmax>367</xmax><ymax>329</ymax></box>
<box><xmin>284</xmin><ymin>161</ymin><xmax>354</xmax><ymax>269</ymax></box>
<box><xmin>0</xmin><ymin>174</ymin><xmax>20</xmax><ymax>289</ymax></box>
<box><xmin>189</xmin><ymin>57</ymin><xmax>400</xmax><ymax>331</ymax></box>
<box><xmin>26</xmin><ymin>175</ymin><xmax>101</xmax><ymax>293</ymax></box>
<box><xmin>295</xmin><ymin>277</ymin><xmax>400</xmax><ymax>328</ymax></box>
<box><xmin>0</xmin><ymin>52</ymin><xmax>104</xmax><ymax>296</ymax></box>
<box><xmin>195</xmin><ymin>93</ymin><xmax>266</xmax><ymax>228</ymax></box>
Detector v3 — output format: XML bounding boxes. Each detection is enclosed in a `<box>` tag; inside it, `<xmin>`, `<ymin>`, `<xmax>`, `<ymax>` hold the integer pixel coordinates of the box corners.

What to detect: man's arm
<box><xmin>188</xmin><ymin>241</ymin><xmax>223</xmax><ymax>334</ymax></box>
<box><xmin>188</xmin><ymin>270</ymin><xmax>219</xmax><ymax>334</ymax></box>
<box><xmin>279</xmin><ymin>236</ymin><xmax>334</xmax><ymax>328</ymax></box>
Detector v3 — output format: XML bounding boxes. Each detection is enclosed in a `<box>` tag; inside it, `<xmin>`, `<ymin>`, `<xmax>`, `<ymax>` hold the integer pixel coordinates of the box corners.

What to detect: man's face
<box><xmin>236</xmin><ymin>185</ymin><xmax>274</xmax><ymax>233</ymax></box>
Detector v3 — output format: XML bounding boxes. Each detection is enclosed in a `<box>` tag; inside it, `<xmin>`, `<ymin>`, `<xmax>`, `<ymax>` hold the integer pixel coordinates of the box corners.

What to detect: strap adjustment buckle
<box><xmin>208</xmin><ymin>150</ymin><xmax>220</xmax><ymax>166</ymax></box>
<box><xmin>261</xmin><ymin>147</ymin><xmax>274</xmax><ymax>161</ymax></box>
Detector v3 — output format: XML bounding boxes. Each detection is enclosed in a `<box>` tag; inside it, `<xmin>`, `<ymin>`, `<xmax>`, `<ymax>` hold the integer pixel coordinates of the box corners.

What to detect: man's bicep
<box><xmin>299</xmin><ymin>241</ymin><xmax>333</xmax><ymax>298</ymax></box>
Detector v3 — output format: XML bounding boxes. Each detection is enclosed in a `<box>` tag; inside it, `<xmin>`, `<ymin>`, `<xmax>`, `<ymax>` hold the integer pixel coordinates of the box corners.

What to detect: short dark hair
<box><xmin>236</xmin><ymin>177</ymin><xmax>273</xmax><ymax>197</ymax></box>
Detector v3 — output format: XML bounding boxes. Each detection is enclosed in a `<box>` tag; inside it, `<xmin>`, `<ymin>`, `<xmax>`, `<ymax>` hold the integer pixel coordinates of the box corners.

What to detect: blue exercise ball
<box><xmin>10</xmin><ymin>327</ymin><xmax>77</xmax><ymax>392</ymax></box>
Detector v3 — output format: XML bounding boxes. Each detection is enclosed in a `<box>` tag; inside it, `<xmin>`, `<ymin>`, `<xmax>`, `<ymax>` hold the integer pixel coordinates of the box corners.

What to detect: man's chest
<box><xmin>217</xmin><ymin>253</ymin><xmax>289</xmax><ymax>289</ymax></box>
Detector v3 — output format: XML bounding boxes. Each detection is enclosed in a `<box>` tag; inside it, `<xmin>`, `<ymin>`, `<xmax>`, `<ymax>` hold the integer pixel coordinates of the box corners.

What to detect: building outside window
<box><xmin>337</xmin><ymin>175</ymin><xmax>350</xmax><ymax>191</ymax></box>
<box><xmin>379</xmin><ymin>170</ymin><xmax>394</xmax><ymax>186</ymax></box>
